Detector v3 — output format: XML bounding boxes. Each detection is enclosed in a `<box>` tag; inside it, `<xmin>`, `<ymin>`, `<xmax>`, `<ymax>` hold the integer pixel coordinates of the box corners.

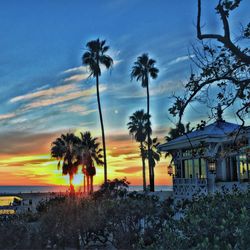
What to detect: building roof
<box><xmin>158</xmin><ymin>121</ymin><xmax>249</xmax><ymax>152</ymax></box>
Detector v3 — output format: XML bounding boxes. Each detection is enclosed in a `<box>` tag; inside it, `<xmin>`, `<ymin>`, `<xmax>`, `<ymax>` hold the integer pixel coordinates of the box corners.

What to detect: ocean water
<box><xmin>0</xmin><ymin>185</ymin><xmax>172</xmax><ymax>194</ymax></box>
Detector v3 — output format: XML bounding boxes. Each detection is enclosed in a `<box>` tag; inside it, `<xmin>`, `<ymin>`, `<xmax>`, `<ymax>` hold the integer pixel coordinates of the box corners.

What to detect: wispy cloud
<box><xmin>63</xmin><ymin>73</ymin><xmax>89</xmax><ymax>83</ymax></box>
<box><xmin>10</xmin><ymin>84</ymin><xmax>77</xmax><ymax>103</ymax></box>
<box><xmin>0</xmin><ymin>113</ymin><xmax>16</xmax><ymax>120</ymax></box>
<box><xmin>117</xmin><ymin>80</ymin><xmax>184</xmax><ymax>99</ymax></box>
<box><xmin>168</xmin><ymin>54</ymin><xmax>194</xmax><ymax>66</ymax></box>
<box><xmin>23</xmin><ymin>85</ymin><xmax>106</xmax><ymax>111</ymax></box>
<box><xmin>9</xmin><ymin>83</ymin><xmax>106</xmax><ymax>112</ymax></box>
<box><xmin>65</xmin><ymin>104</ymin><xmax>97</xmax><ymax>116</ymax></box>
<box><xmin>62</xmin><ymin>58</ymin><xmax>121</xmax><ymax>83</ymax></box>
<box><xmin>63</xmin><ymin>66</ymin><xmax>87</xmax><ymax>74</ymax></box>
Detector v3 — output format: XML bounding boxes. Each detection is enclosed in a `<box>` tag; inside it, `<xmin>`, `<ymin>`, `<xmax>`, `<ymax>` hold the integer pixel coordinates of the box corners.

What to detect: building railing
<box><xmin>173</xmin><ymin>177</ymin><xmax>208</xmax><ymax>199</ymax></box>
<box><xmin>173</xmin><ymin>177</ymin><xmax>208</xmax><ymax>185</ymax></box>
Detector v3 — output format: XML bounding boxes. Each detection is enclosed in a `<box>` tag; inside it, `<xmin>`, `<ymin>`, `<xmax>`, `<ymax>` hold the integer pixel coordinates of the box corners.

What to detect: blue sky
<box><xmin>0</xmin><ymin>0</ymin><xmax>249</xmax><ymax>134</ymax></box>
<box><xmin>0</xmin><ymin>0</ymin><xmax>249</xmax><ymax>185</ymax></box>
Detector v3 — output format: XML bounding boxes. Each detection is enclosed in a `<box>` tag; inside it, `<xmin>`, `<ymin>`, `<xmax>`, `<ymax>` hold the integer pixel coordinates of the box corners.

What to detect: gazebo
<box><xmin>158</xmin><ymin>117</ymin><xmax>250</xmax><ymax>199</ymax></box>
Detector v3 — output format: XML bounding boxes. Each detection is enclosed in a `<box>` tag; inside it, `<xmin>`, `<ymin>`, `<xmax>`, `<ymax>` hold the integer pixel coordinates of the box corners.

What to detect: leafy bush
<box><xmin>144</xmin><ymin>188</ymin><xmax>250</xmax><ymax>250</ymax></box>
<box><xmin>0</xmin><ymin>187</ymin><xmax>249</xmax><ymax>249</ymax></box>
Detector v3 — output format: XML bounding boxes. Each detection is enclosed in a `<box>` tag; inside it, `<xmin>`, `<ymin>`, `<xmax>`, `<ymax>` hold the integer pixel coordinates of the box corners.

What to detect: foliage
<box><xmin>93</xmin><ymin>177</ymin><xmax>130</xmax><ymax>199</ymax></box>
<box><xmin>0</xmin><ymin>188</ymin><xmax>250</xmax><ymax>249</ymax></box>
<box><xmin>142</xmin><ymin>188</ymin><xmax>250</xmax><ymax>250</ymax></box>
<box><xmin>169</xmin><ymin>0</ymin><xmax>250</xmax><ymax>125</ymax></box>
<box><xmin>143</xmin><ymin>137</ymin><xmax>161</xmax><ymax>169</ymax></box>
<box><xmin>36</xmin><ymin>195</ymin><xmax>66</xmax><ymax>213</ymax></box>
<box><xmin>51</xmin><ymin>133</ymin><xmax>80</xmax><ymax>192</ymax></box>
<box><xmin>131</xmin><ymin>53</ymin><xmax>159</xmax><ymax>87</ymax></box>
<box><xmin>82</xmin><ymin>38</ymin><xmax>113</xmax><ymax>77</ymax></box>
<box><xmin>127</xmin><ymin>110</ymin><xmax>151</xmax><ymax>143</ymax></box>
<box><xmin>51</xmin><ymin>131</ymin><xmax>103</xmax><ymax>194</ymax></box>
<box><xmin>165</xmin><ymin>122</ymin><xmax>192</xmax><ymax>142</ymax></box>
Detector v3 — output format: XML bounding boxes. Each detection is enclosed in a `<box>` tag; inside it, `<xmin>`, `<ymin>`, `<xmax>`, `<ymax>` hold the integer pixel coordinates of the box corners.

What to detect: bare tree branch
<box><xmin>197</xmin><ymin>0</ymin><xmax>250</xmax><ymax>64</ymax></box>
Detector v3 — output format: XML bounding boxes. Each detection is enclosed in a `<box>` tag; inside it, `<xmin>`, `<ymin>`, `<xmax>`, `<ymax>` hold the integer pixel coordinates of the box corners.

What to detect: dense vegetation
<box><xmin>0</xmin><ymin>183</ymin><xmax>249</xmax><ymax>249</ymax></box>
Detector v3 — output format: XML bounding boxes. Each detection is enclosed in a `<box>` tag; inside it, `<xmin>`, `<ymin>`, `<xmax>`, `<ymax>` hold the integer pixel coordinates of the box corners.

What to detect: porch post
<box><xmin>236</xmin><ymin>155</ymin><xmax>241</xmax><ymax>182</ymax></box>
<box><xmin>230</xmin><ymin>157</ymin><xmax>233</xmax><ymax>181</ymax></box>
<box><xmin>192</xmin><ymin>159</ymin><xmax>195</xmax><ymax>179</ymax></box>
<box><xmin>180</xmin><ymin>150</ymin><xmax>183</xmax><ymax>178</ymax></box>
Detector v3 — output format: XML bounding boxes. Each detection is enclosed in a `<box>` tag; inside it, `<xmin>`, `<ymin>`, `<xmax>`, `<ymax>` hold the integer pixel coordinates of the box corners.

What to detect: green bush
<box><xmin>0</xmin><ymin>188</ymin><xmax>249</xmax><ymax>249</ymax></box>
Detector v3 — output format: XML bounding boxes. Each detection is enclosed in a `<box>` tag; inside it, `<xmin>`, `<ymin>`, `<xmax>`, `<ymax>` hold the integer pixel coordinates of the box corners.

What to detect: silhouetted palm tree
<box><xmin>82</xmin><ymin>39</ymin><xmax>113</xmax><ymax>184</ymax></box>
<box><xmin>165</xmin><ymin>122</ymin><xmax>192</xmax><ymax>142</ymax></box>
<box><xmin>79</xmin><ymin>131</ymin><xmax>104</xmax><ymax>193</ymax></box>
<box><xmin>131</xmin><ymin>53</ymin><xmax>159</xmax><ymax>191</ymax></box>
<box><xmin>144</xmin><ymin>137</ymin><xmax>161</xmax><ymax>177</ymax></box>
<box><xmin>51</xmin><ymin>133</ymin><xmax>80</xmax><ymax>193</ymax></box>
<box><xmin>127</xmin><ymin>110</ymin><xmax>151</xmax><ymax>191</ymax></box>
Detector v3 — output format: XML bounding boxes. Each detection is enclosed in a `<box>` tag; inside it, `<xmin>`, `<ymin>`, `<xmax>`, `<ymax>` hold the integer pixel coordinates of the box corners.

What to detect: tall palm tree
<box><xmin>79</xmin><ymin>131</ymin><xmax>104</xmax><ymax>194</ymax></box>
<box><xmin>131</xmin><ymin>53</ymin><xmax>159</xmax><ymax>191</ymax></box>
<box><xmin>82</xmin><ymin>39</ymin><xmax>113</xmax><ymax>184</ymax></box>
<box><xmin>51</xmin><ymin>133</ymin><xmax>80</xmax><ymax>193</ymax></box>
<box><xmin>127</xmin><ymin>110</ymin><xmax>151</xmax><ymax>191</ymax></box>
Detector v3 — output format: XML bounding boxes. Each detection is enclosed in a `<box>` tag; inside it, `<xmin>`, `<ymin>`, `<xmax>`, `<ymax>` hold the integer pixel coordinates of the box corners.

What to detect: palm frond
<box><xmin>131</xmin><ymin>53</ymin><xmax>159</xmax><ymax>87</ymax></box>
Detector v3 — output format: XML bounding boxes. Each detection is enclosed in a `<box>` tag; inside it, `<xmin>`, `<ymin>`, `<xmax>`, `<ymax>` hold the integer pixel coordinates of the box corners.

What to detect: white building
<box><xmin>158</xmin><ymin>119</ymin><xmax>250</xmax><ymax>200</ymax></box>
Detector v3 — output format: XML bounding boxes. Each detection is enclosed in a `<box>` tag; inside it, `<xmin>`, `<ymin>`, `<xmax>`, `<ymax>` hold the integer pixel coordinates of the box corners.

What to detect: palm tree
<box><xmin>79</xmin><ymin>131</ymin><xmax>104</xmax><ymax>194</ymax></box>
<box><xmin>51</xmin><ymin>133</ymin><xmax>80</xmax><ymax>193</ymax></box>
<box><xmin>127</xmin><ymin>110</ymin><xmax>151</xmax><ymax>191</ymax></box>
<box><xmin>131</xmin><ymin>53</ymin><xmax>159</xmax><ymax>191</ymax></box>
<box><xmin>165</xmin><ymin>122</ymin><xmax>192</xmax><ymax>142</ymax></box>
<box><xmin>82</xmin><ymin>39</ymin><xmax>113</xmax><ymax>184</ymax></box>
<box><xmin>143</xmin><ymin>137</ymin><xmax>161</xmax><ymax>179</ymax></box>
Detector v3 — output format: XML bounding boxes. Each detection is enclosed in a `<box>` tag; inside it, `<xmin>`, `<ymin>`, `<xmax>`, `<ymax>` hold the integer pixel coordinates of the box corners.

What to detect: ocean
<box><xmin>0</xmin><ymin>185</ymin><xmax>172</xmax><ymax>194</ymax></box>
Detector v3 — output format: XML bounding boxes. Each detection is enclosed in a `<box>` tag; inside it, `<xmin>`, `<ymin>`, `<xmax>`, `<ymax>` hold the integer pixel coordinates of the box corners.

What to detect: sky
<box><xmin>0</xmin><ymin>0</ymin><xmax>249</xmax><ymax>187</ymax></box>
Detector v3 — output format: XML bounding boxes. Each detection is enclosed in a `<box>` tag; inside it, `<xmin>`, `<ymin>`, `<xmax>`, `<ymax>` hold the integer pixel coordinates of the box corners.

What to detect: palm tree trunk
<box><xmin>140</xmin><ymin>142</ymin><xmax>146</xmax><ymax>191</ymax></box>
<box><xmin>83</xmin><ymin>174</ymin><xmax>86</xmax><ymax>193</ymax></box>
<box><xmin>87</xmin><ymin>175</ymin><xmax>90</xmax><ymax>194</ymax></box>
<box><xmin>96</xmin><ymin>73</ymin><xmax>107</xmax><ymax>183</ymax></box>
<box><xmin>69</xmin><ymin>174</ymin><xmax>75</xmax><ymax>194</ymax></box>
<box><xmin>90</xmin><ymin>176</ymin><xmax>93</xmax><ymax>193</ymax></box>
<box><xmin>146</xmin><ymin>83</ymin><xmax>154</xmax><ymax>192</ymax></box>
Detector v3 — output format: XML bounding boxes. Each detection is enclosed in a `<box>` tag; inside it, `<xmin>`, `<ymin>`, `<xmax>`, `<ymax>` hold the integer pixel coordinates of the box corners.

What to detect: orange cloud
<box><xmin>116</xmin><ymin>166</ymin><xmax>141</xmax><ymax>174</ymax></box>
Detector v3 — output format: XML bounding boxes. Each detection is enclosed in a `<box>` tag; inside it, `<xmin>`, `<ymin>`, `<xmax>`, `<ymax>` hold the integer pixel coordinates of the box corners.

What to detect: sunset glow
<box><xmin>1</xmin><ymin>0</ymin><xmax>247</xmax><ymax>189</ymax></box>
<box><xmin>0</xmin><ymin>136</ymin><xmax>172</xmax><ymax>187</ymax></box>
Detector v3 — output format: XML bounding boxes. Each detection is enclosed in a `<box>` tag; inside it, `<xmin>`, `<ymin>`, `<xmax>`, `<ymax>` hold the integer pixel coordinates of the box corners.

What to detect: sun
<box><xmin>72</xmin><ymin>173</ymin><xmax>84</xmax><ymax>187</ymax></box>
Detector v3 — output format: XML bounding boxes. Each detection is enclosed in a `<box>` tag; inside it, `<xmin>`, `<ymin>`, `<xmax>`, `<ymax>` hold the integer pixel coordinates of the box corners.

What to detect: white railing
<box><xmin>173</xmin><ymin>178</ymin><xmax>208</xmax><ymax>199</ymax></box>
<box><xmin>173</xmin><ymin>178</ymin><xmax>207</xmax><ymax>185</ymax></box>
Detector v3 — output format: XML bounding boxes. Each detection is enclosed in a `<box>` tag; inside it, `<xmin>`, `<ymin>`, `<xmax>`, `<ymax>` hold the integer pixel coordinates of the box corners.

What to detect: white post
<box><xmin>236</xmin><ymin>155</ymin><xmax>241</xmax><ymax>182</ymax></box>
<box><xmin>192</xmin><ymin>159</ymin><xmax>195</xmax><ymax>179</ymax></box>
<box><xmin>180</xmin><ymin>150</ymin><xmax>183</xmax><ymax>178</ymax></box>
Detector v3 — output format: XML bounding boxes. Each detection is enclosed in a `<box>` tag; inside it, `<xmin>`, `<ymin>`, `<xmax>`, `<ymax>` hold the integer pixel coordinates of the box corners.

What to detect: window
<box><xmin>240</xmin><ymin>154</ymin><xmax>250</xmax><ymax>181</ymax></box>
<box><xmin>182</xmin><ymin>158</ymin><xmax>206</xmax><ymax>179</ymax></box>
<box><xmin>200</xmin><ymin>159</ymin><xmax>206</xmax><ymax>178</ymax></box>
<box><xmin>226</xmin><ymin>156</ymin><xmax>238</xmax><ymax>181</ymax></box>
<box><xmin>182</xmin><ymin>159</ymin><xmax>193</xmax><ymax>178</ymax></box>
<box><xmin>194</xmin><ymin>159</ymin><xmax>206</xmax><ymax>178</ymax></box>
